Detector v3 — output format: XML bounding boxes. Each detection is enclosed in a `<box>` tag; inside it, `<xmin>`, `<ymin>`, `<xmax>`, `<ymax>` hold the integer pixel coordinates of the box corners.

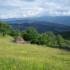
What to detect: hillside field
<box><xmin>0</xmin><ymin>36</ymin><xmax>70</xmax><ymax>70</ymax></box>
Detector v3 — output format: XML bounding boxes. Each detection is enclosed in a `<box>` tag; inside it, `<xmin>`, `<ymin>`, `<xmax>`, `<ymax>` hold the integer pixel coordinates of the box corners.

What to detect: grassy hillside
<box><xmin>0</xmin><ymin>36</ymin><xmax>70</xmax><ymax>70</ymax></box>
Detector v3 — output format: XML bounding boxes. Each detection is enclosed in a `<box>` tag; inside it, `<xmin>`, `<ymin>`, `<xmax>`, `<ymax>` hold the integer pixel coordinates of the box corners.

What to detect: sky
<box><xmin>0</xmin><ymin>0</ymin><xmax>70</xmax><ymax>18</ymax></box>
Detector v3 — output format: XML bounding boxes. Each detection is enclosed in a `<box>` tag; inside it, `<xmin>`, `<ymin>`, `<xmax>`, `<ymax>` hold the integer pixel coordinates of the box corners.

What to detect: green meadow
<box><xmin>0</xmin><ymin>36</ymin><xmax>70</xmax><ymax>70</ymax></box>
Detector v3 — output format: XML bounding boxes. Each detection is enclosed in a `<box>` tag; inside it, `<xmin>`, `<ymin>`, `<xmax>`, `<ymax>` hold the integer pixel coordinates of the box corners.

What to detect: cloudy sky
<box><xmin>0</xmin><ymin>0</ymin><xmax>70</xmax><ymax>18</ymax></box>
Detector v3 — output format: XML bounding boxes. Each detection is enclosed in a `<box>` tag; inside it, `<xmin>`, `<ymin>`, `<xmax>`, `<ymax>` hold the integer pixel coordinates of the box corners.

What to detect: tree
<box><xmin>36</xmin><ymin>32</ymin><xmax>57</xmax><ymax>46</ymax></box>
<box><xmin>46</xmin><ymin>32</ymin><xmax>57</xmax><ymax>47</ymax></box>
<box><xmin>9</xmin><ymin>30</ymin><xmax>20</xmax><ymax>37</ymax></box>
<box><xmin>60</xmin><ymin>31</ymin><xmax>70</xmax><ymax>40</ymax></box>
<box><xmin>56</xmin><ymin>35</ymin><xmax>65</xmax><ymax>46</ymax></box>
<box><xmin>23</xmin><ymin>27</ymin><xmax>38</xmax><ymax>43</ymax></box>
<box><xmin>0</xmin><ymin>21</ymin><xmax>12</xmax><ymax>36</ymax></box>
<box><xmin>37</xmin><ymin>33</ymin><xmax>48</xmax><ymax>45</ymax></box>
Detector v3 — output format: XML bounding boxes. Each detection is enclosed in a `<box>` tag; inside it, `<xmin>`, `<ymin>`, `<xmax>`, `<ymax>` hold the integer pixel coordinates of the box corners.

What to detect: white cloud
<box><xmin>0</xmin><ymin>7</ymin><xmax>44</xmax><ymax>18</ymax></box>
<box><xmin>0</xmin><ymin>0</ymin><xmax>70</xmax><ymax>18</ymax></box>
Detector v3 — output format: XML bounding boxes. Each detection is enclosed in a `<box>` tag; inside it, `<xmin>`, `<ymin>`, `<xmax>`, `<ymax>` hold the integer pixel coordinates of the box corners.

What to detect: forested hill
<box><xmin>9</xmin><ymin>21</ymin><xmax>70</xmax><ymax>33</ymax></box>
<box><xmin>2</xmin><ymin>16</ymin><xmax>70</xmax><ymax>26</ymax></box>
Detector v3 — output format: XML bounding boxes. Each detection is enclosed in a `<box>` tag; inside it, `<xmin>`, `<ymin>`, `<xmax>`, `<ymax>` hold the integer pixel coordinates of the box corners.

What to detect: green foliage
<box><xmin>22</xmin><ymin>27</ymin><xmax>69</xmax><ymax>47</ymax></box>
<box><xmin>37</xmin><ymin>33</ymin><xmax>47</xmax><ymax>45</ymax></box>
<box><xmin>34</xmin><ymin>32</ymin><xmax>58</xmax><ymax>46</ymax></box>
<box><xmin>46</xmin><ymin>32</ymin><xmax>57</xmax><ymax>46</ymax></box>
<box><xmin>64</xmin><ymin>40</ymin><xmax>70</xmax><ymax>46</ymax></box>
<box><xmin>0</xmin><ymin>21</ymin><xmax>12</xmax><ymax>36</ymax></box>
<box><xmin>9</xmin><ymin>29</ymin><xmax>20</xmax><ymax>37</ymax></box>
<box><xmin>23</xmin><ymin>27</ymin><xmax>38</xmax><ymax>43</ymax></box>
<box><xmin>60</xmin><ymin>31</ymin><xmax>70</xmax><ymax>40</ymax></box>
<box><xmin>56</xmin><ymin>35</ymin><xmax>65</xmax><ymax>46</ymax></box>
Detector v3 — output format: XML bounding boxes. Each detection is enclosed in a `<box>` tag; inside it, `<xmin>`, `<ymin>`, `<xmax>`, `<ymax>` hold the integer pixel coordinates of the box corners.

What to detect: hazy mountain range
<box><xmin>2</xmin><ymin>16</ymin><xmax>70</xmax><ymax>26</ymax></box>
<box><xmin>2</xmin><ymin>16</ymin><xmax>70</xmax><ymax>33</ymax></box>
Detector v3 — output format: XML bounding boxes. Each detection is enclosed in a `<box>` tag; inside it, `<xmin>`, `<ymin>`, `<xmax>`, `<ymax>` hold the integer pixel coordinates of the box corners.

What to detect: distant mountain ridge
<box><xmin>2</xmin><ymin>16</ymin><xmax>70</xmax><ymax>26</ymax></box>
<box><xmin>9</xmin><ymin>21</ymin><xmax>70</xmax><ymax>33</ymax></box>
<box><xmin>1</xmin><ymin>16</ymin><xmax>70</xmax><ymax>33</ymax></box>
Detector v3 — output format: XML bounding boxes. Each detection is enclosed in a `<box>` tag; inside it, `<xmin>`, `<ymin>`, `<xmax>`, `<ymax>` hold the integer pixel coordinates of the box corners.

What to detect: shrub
<box><xmin>23</xmin><ymin>27</ymin><xmax>38</xmax><ymax>43</ymax></box>
<box><xmin>56</xmin><ymin>35</ymin><xmax>65</xmax><ymax>46</ymax></box>
<box><xmin>0</xmin><ymin>21</ymin><xmax>12</xmax><ymax>36</ymax></box>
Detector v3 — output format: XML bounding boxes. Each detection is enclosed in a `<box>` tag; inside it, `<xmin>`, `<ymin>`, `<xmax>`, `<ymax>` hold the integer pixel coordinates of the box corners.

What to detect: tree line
<box><xmin>0</xmin><ymin>20</ymin><xmax>70</xmax><ymax>47</ymax></box>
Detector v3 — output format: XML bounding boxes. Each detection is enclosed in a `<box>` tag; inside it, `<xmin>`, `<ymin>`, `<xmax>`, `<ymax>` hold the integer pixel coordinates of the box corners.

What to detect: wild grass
<box><xmin>0</xmin><ymin>36</ymin><xmax>70</xmax><ymax>70</ymax></box>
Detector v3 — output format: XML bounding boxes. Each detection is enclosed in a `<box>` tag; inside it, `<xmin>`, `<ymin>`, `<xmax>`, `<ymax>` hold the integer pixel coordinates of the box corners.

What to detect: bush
<box><xmin>0</xmin><ymin>21</ymin><xmax>12</xmax><ymax>36</ymax></box>
<box><xmin>23</xmin><ymin>27</ymin><xmax>38</xmax><ymax>43</ymax></box>
<box><xmin>37</xmin><ymin>33</ymin><xmax>48</xmax><ymax>45</ymax></box>
<box><xmin>23</xmin><ymin>29</ymin><xmax>58</xmax><ymax>46</ymax></box>
<box><xmin>9</xmin><ymin>30</ymin><xmax>20</xmax><ymax>37</ymax></box>
<box><xmin>56</xmin><ymin>35</ymin><xmax>65</xmax><ymax>46</ymax></box>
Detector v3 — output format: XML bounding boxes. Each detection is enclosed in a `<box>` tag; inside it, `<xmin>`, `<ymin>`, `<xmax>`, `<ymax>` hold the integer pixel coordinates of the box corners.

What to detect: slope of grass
<box><xmin>0</xmin><ymin>36</ymin><xmax>70</xmax><ymax>70</ymax></box>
